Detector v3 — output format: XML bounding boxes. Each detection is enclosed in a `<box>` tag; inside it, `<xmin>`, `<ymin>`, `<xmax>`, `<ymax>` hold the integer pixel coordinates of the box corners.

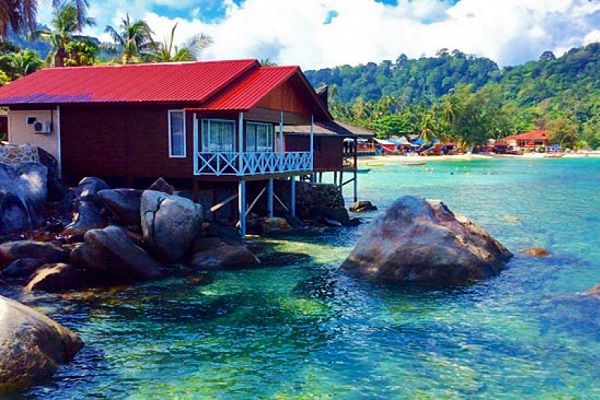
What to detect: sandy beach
<box><xmin>356</xmin><ymin>151</ymin><xmax>600</xmax><ymax>166</ymax></box>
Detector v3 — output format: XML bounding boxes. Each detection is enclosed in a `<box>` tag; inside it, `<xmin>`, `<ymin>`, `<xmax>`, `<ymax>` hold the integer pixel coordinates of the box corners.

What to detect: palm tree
<box><xmin>104</xmin><ymin>14</ymin><xmax>155</xmax><ymax>64</ymax></box>
<box><xmin>0</xmin><ymin>0</ymin><xmax>88</xmax><ymax>37</ymax></box>
<box><xmin>259</xmin><ymin>58</ymin><xmax>276</xmax><ymax>66</ymax></box>
<box><xmin>418</xmin><ymin>113</ymin><xmax>436</xmax><ymax>144</ymax></box>
<box><xmin>34</xmin><ymin>1</ymin><xmax>95</xmax><ymax>67</ymax></box>
<box><xmin>13</xmin><ymin>48</ymin><xmax>43</xmax><ymax>75</ymax></box>
<box><xmin>150</xmin><ymin>23</ymin><xmax>212</xmax><ymax>62</ymax></box>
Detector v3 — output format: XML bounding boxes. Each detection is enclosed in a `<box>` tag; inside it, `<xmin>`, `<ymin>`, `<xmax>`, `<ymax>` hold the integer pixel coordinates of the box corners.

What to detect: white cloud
<box><xmin>36</xmin><ymin>0</ymin><xmax>600</xmax><ymax>70</ymax></box>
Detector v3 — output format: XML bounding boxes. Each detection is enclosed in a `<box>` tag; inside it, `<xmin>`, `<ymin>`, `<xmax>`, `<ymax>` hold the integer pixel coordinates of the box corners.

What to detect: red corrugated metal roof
<box><xmin>0</xmin><ymin>59</ymin><xmax>259</xmax><ymax>104</ymax></box>
<box><xmin>505</xmin><ymin>130</ymin><xmax>548</xmax><ymax>141</ymax></box>
<box><xmin>191</xmin><ymin>66</ymin><xmax>331</xmax><ymax>121</ymax></box>
<box><xmin>201</xmin><ymin>66</ymin><xmax>298</xmax><ymax>111</ymax></box>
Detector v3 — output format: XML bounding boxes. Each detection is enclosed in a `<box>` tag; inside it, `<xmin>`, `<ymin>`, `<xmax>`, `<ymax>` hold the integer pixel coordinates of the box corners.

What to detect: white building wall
<box><xmin>8</xmin><ymin>109</ymin><xmax>59</xmax><ymax>160</ymax></box>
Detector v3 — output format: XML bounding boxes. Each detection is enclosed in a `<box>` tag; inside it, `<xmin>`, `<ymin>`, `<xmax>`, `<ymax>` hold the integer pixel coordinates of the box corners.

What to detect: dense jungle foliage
<box><xmin>305</xmin><ymin>44</ymin><xmax>600</xmax><ymax>149</ymax></box>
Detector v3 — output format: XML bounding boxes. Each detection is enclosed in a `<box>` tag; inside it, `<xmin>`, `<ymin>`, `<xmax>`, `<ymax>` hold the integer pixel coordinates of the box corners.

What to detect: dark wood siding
<box><xmin>256</xmin><ymin>79</ymin><xmax>312</xmax><ymax>117</ymax></box>
<box><xmin>61</xmin><ymin>104</ymin><xmax>194</xmax><ymax>181</ymax></box>
<box><xmin>285</xmin><ymin>135</ymin><xmax>343</xmax><ymax>171</ymax></box>
<box><xmin>245</xmin><ymin>108</ymin><xmax>310</xmax><ymax>125</ymax></box>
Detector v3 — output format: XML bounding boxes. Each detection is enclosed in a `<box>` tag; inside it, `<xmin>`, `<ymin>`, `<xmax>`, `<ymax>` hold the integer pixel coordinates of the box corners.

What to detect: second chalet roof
<box><xmin>0</xmin><ymin>59</ymin><xmax>331</xmax><ymax>120</ymax></box>
<box><xmin>281</xmin><ymin>120</ymin><xmax>376</xmax><ymax>137</ymax></box>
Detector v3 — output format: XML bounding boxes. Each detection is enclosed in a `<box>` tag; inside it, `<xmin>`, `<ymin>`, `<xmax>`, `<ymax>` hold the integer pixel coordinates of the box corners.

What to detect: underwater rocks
<box><xmin>521</xmin><ymin>247</ymin><xmax>550</xmax><ymax>257</ymax></box>
<box><xmin>584</xmin><ymin>285</ymin><xmax>600</xmax><ymax>297</ymax></box>
<box><xmin>349</xmin><ymin>200</ymin><xmax>378</xmax><ymax>213</ymax></box>
<box><xmin>341</xmin><ymin>196</ymin><xmax>513</xmax><ymax>285</ymax></box>
<box><xmin>0</xmin><ymin>295</ymin><xmax>84</xmax><ymax>391</ymax></box>
<box><xmin>191</xmin><ymin>244</ymin><xmax>260</xmax><ymax>270</ymax></box>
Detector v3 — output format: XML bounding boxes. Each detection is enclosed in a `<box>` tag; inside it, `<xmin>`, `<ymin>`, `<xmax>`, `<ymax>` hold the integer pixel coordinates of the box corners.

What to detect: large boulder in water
<box><xmin>341</xmin><ymin>196</ymin><xmax>513</xmax><ymax>284</ymax></box>
<box><xmin>0</xmin><ymin>162</ymin><xmax>48</xmax><ymax>235</ymax></box>
<box><xmin>141</xmin><ymin>190</ymin><xmax>203</xmax><ymax>263</ymax></box>
<box><xmin>0</xmin><ymin>295</ymin><xmax>84</xmax><ymax>391</ymax></box>
<box><xmin>70</xmin><ymin>225</ymin><xmax>163</xmax><ymax>283</ymax></box>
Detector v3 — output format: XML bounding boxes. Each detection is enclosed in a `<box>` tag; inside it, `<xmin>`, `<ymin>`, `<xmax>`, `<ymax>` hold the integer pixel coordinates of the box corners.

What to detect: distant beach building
<box><xmin>505</xmin><ymin>130</ymin><xmax>550</xmax><ymax>150</ymax></box>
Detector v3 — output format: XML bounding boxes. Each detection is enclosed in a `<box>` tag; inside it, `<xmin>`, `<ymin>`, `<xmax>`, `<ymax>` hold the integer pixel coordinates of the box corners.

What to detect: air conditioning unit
<box><xmin>33</xmin><ymin>121</ymin><xmax>52</xmax><ymax>134</ymax></box>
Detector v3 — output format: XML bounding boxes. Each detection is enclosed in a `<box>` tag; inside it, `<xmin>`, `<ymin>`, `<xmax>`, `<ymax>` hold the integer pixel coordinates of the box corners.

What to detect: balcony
<box><xmin>195</xmin><ymin>151</ymin><xmax>312</xmax><ymax>176</ymax></box>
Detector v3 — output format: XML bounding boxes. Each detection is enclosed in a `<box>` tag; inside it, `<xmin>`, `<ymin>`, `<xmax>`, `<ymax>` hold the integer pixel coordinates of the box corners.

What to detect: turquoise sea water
<box><xmin>13</xmin><ymin>157</ymin><xmax>600</xmax><ymax>399</ymax></box>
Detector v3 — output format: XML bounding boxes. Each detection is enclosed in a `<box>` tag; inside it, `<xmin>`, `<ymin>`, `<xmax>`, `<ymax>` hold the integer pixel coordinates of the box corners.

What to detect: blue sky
<box><xmin>39</xmin><ymin>0</ymin><xmax>600</xmax><ymax>70</ymax></box>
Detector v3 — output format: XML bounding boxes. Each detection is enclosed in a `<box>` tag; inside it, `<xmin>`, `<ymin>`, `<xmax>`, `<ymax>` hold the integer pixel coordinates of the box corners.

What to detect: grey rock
<box><xmin>62</xmin><ymin>200</ymin><xmax>106</xmax><ymax>237</ymax></box>
<box><xmin>204</xmin><ymin>222</ymin><xmax>242</xmax><ymax>244</ymax></box>
<box><xmin>311</xmin><ymin>206</ymin><xmax>351</xmax><ymax>226</ymax></box>
<box><xmin>141</xmin><ymin>190</ymin><xmax>202</xmax><ymax>263</ymax></box>
<box><xmin>24</xmin><ymin>263</ymin><xmax>81</xmax><ymax>293</ymax></box>
<box><xmin>191</xmin><ymin>244</ymin><xmax>260</xmax><ymax>270</ymax></box>
<box><xmin>349</xmin><ymin>200</ymin><xmax>378</xmax><ymax>213</ymax></box>
<box><xmin>0</xmin><ymin>240</ymin><xmax>69</xmax><ymax>266</ymax></box>
<box><xmin>341</xmin><ymin>196</ymin><xmax>513</xmax><ymax>284</ymax></box>
<box><xmin>38</xmin><ymin>148</ymin><xmax>69</xmax><ymax>202</ymax></box>
<box><xmin>0</xmin><ymin>258</ymin><xmax>45</xmax><ymax>280</ymax></box>
<box><xmin>191</xmin><ymin>236</ymin><xmax>225</xmax><ymax>254</ymax></box>
<box><xmin>61</xmin><ymin>177</ymin><xmax>112</xmax><ymax>237</ymax></box>
<box><xmin>0</xmin><ymin>295</ymin><xmax>84</xmax><ymax>391</ymax></box>
<box><xmin>70</xmin><ymin>225</ymin><xmax>163</xmax><ymax>283</ymax></box>
<box><xmin>98</xmin><ymin>188</ymin><xmax>142</xmax><ymax>228</ymax></box>
<box><xmin>74</xmin><ymin>177</ymin><xmax>110</xmax><ymax>202</ymax></box>
<box><xmin>261</xmin><ymin>217</ymin><xmax>293</xmax><ymax>233</ymax></box>
<box><xmin>0</xmin><ymin>162</ymin><xmax>48</xmax><ymax>235</ymax></box>
<box><xmin>147</xmin><ymin>177</ymin><xmax>175</xmax><ymax>195</ymax></box>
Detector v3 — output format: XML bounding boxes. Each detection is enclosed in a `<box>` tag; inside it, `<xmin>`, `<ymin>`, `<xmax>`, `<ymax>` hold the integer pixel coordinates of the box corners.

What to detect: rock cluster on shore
<box><xmin>0</xmin><ymin>176</ymin><xmax>267</xmax><ymax>293</ymax></box>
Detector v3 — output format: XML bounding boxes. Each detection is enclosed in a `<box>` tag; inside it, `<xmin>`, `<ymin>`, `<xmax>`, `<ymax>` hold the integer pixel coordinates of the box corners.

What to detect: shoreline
<box><xmin>356</xmin><ymin>151</ymin><xmax>600</xmax><ymax>165</ymax></box>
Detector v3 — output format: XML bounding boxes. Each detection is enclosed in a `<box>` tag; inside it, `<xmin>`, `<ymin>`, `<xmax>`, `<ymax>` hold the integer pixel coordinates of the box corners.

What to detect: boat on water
<box><xmin>366</xmin><ymin>162</ymin><xmax>385</xmax><ymax>167</ymax></box>
<box><xmin>401</xmin><ymin>161</ymin><xmax>427</xmax><ymax>166</ymax></box>
<box><xmin>356</xmin><ymin>168</ymin><xmax>371</xmax><ymax>174</ymax></box>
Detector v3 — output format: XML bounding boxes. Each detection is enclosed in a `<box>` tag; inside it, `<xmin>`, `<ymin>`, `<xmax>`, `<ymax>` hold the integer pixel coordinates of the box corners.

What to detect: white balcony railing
<box><xmin>195</xmin><ymin>151</ymin><xmax>312</xmax><ymax>176</ymax></box>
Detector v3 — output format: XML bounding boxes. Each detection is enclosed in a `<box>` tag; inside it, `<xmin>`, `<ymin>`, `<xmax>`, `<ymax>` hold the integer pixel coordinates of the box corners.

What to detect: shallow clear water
<box><xmin>12</xmin><ymin>157</ymin><xmax>600</xmax><ymax>399</ymax></box>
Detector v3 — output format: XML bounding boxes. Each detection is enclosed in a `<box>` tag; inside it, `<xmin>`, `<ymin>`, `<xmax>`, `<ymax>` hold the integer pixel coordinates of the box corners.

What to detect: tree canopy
<box><xmin>307</xmin><ymin>44</ymin><xmax>600</xmax><ymax>149</ymax></box>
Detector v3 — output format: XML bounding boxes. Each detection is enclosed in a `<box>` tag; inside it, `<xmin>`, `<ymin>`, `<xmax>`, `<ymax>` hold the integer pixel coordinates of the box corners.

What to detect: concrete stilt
<box><xmin>267</xmin><ymin>178</ymin><xmax>274</xmax><ymax>218</ymax></box>
<box><xmin>290</xmin><ymin>177</ymin><xmax>296</xmax><ymax>217</ymax></box>
<box><xmin>238</xmin><ymin>180</ymin><xmax>246</xmax><ymax>237</ymax></box>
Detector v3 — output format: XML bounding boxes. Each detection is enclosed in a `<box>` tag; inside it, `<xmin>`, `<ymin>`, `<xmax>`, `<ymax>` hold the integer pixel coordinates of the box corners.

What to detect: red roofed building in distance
<box><xmin>504</xmin><ymin>130</ymin><xmax>550</xmax><ymax>150</ymax></box>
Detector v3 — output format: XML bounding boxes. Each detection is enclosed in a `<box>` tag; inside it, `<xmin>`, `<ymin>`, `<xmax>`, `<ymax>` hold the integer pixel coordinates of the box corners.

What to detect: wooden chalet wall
<box><xmin>285</xmin><ymin>135</ymin><xmax>344</xmax><ymax>172</ymax></box>
<box><xmin>254</xmin><ymin>77</ymin><xmax>314</xmax><ymax>125</ymax></box>
<box><xmin>60</xmin><ymin>104</ymin><xmax>195</xmax><ymax>182</ymax></box>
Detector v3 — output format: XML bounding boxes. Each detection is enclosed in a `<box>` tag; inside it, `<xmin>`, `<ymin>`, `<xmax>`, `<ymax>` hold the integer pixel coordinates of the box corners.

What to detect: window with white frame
<box><xmin>246</xmin><ymin>122</ymin><xmax>273</xmax><ymax>152</ymax></box>
<box><xmin>202</xmin><ymin>119</ymin><xmax>236</xmax><ymax>152</ymax></box>
<box><xmin>168</xmin><ymin>110</ymin><xmax>186</xmax><ymax>157</ymax></box>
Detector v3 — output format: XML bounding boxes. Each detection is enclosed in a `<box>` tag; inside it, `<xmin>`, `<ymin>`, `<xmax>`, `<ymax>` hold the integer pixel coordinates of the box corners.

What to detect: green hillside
<box><xmin>304</xmin><ymin>44</ymin><xmax>600</xmax><ymax>149</ymax></box>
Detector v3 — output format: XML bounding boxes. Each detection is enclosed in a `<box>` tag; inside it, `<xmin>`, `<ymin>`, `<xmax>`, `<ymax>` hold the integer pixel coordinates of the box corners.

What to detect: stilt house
<box><xmin>0</xmin><ymin>59</ymin><xmax>357</xmax><ymax>235</ymax></box>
